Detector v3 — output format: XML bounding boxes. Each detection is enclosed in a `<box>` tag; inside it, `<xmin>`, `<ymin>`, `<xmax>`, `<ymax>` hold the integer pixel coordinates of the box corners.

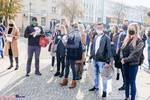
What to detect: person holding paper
<box><xmin>3</xmin><ymin>20</ymin><xmax>20</xmax><ymax>70</ymax></box>
<box><xmin>24</xmin><ymin>17</ymin><xmax>45</xmax><ymax>77</ymax></box>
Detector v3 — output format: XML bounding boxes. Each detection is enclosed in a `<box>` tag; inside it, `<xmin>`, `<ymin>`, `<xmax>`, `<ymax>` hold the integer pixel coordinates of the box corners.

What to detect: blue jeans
<box><xmin>0</xmin><ymin>37</ymin><xmax>3</xmax><ymax>56</ymax></box>
<box><xmin>123</xmin><ymin>64</ymin><xmax>138</xmax><ymax>100</ymax></box>
<box><xmin>148</xmin><ymin>47</ymin><xmax>150</xmax><ymax>65</ymax></box>
<box><xmin>93</xmin><ymin>60</ymin><xmax>107</xmax><ymax>92</ymax></box>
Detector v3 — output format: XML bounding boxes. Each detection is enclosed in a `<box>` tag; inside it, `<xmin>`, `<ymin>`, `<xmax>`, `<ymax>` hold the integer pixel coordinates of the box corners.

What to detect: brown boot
<box><xmin>7</xmin><ymin>62</ymin><xmax>13</xmax><ymax>69</ymax></box>
<box><xmin>60</xmin><ymin>78</ymin><xmax>68</xmax><ymax>85</ymax></box>
<box><xmin>69</xmin><ymin>80</ymin><xmax>76</xmax><ymax>88</ymax></box>
<box><xmin>15</xmin><ymin>63</ymin><xmax>19</xmax><ymax>70</ymax></box>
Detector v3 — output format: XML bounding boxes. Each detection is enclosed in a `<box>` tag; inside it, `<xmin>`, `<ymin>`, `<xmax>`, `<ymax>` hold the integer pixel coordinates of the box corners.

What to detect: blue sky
<box><xmin>112</xmin><ymin>0</ymin><xmax>150</xmax><ymax>8</ymax></box>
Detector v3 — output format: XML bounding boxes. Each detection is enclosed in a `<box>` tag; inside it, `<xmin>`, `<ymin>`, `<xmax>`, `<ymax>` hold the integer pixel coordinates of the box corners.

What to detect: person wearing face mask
<box><xmin>24</xmin><ymin>17</ymin><xmax>45</xmax><ymax>76</ymax></box>
<box><xmin>140</xmin><ymin>27</ymin><xmax>147</xmax><ymax>48</ymax></box>
<box><xmin>116</xmin><ymin>19</ymin><xmax>130</xmax><ymax>91</ymax></box>
<box><xmin>109</xmin><ymin>25</ymin><xmax>120</xmax><ymax>80</ymax></box>
<box><xmin>88</xmin><ymin>23</ymin><xmax>111</xmax><ymax>98</ymax></box>
<box><xmin>121</xmin><ymin>23</ymin><xmax>144</xmax><ymax>100</ymax></box>
<box><xmin>146</xmin><ymin>27</ymin><xmax>150</xmax><ymax>70</ymax></box>
<box><xmin>3</xmin><ymin>20</ymin><xmax>20</xmax><ymax>70</ymax></box>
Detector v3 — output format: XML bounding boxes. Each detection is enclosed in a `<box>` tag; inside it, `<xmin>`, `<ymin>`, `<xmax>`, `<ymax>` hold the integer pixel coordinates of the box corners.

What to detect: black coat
<box><xmin>24</xmin><ymin>24</ymin><xmax>45</xmax><ymax>46</ymax></box>
<box><xmin>122</xmin><ymin>38</ymin><xmax>144</xmax><ymax>66</ymax></box>
<box><xmin>109</xmin><ymin>32</ymin><xmax>119</xmax><ymax>57</ymax></box>
<box><xmin>90</xmin><ymin>34</ymin><xmax>111</xmax><ymax>64</ymax></box>
<box><xmin>56</xmin><ymin>34</ymin><xmax>66</xmax><ymax>57</ymax></box>
<box><xmin>66</xmin><ymin>36</ymin><xmax>82</xmax><ymax>60</ymax></box>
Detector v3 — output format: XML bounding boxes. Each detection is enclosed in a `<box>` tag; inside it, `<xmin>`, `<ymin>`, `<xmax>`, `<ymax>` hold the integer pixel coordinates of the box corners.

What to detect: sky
<box><xmin>112</xmin><ymin>0</ymin><xmax>150</xmax><ymax>8</ymax></box>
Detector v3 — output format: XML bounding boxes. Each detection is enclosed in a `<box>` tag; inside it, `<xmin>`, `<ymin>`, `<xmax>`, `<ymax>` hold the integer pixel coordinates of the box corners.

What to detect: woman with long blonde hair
<box><xmin>75</xmin><ymin>23</ymin><xmax>87</xmax><ymax>80</ymax></box>
<box><xmin>3</xmin><ymin>19</ymin><xmax>20</xmax><ymax>70</ymax></box>
<box><xmin>121</xmin><ymin>23</ymin><xmax>144</xmax><ymax>100</ymax></box>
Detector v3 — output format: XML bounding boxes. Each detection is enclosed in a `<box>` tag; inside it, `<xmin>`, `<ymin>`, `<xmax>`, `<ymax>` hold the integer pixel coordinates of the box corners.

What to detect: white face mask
<box><xmin>110</xmin><ymin>27</ymin><xmax>113</xmax><ymax>30</ymax></box>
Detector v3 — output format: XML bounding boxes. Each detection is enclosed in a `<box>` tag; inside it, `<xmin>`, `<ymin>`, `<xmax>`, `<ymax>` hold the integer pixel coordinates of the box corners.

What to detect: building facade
<box><xmin>15</xmin><ymin>0</ymin><xmax>70</xmax><ymax>29</ymax></box>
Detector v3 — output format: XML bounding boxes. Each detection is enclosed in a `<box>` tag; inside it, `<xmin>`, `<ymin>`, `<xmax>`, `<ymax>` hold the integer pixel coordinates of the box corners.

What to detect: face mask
<box><xmin>96</xmin><ymin>30</ymin><xmax>103</xmax><ymax>35</ymax></box>
<box><xmin>123</xmin><ymin>25</ymin><xmax>128</xmax><ymax>31</ymax></box>
<box><xmin>9</xmin><ymin>24</ymin><xmax>13</xmax><ymax>27</ymax></box>
<box><xmin>113</xmin><ymin>30</ymin><xmax>116</xmax><ymax>32</ymax></box>
<box><xmin>32</xmin><ymin>22</ymin><xmax>38</xmax><ymax>27</ymax></box>
<box><xmin>110</xmin><ymin>27</ymin><xmax>113</xmax><ymax>30</ymax></box>
<box><xmin>129</xmin><ymin>30</ymin><xmax>135</xmax><ymax>35</ymax></box>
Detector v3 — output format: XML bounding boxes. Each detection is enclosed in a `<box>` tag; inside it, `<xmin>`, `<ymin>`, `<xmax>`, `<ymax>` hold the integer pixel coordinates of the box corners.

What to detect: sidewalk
<box><xmin>0</xmin><ymin>38</ymin><xmax>150</xmax><ymax>100</ymax></box>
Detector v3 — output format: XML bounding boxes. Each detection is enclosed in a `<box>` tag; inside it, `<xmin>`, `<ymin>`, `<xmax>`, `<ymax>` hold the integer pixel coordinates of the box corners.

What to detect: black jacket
<box><xmin>122</xmin><ymin>38</ymin><xmax>144</xmax><ymax>66</ymax></box>
<box><xmin>24</xmin><ymin>24</ymin><xmax>45</xmax><ymax>46</ymax></box>
<box><xmin>109</xmin><ymin>32</ymin><xmax>119</xmax><ymax>57</ymax></box>
<box><xmin>56</xmin><ymin>34</ymin><xmax>66</xmax><ymax>57</ymax></box>
<box><xmin>90</xmin><ymin>34</ymin><xmax>111</xmax><ymax>64</ymax></box>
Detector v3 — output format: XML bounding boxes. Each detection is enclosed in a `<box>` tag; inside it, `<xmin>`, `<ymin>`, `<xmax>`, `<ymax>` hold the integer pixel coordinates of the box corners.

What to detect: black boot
<box><xmin>35</xmin><ymin>70</ymin><xmax>42</xmax><ymax>75</ymax></box>
<box><xmin>102</xmin><ymin>91</ymin><xmax>107</xmax><ymax>97</ymax></box>
<box><xmin>1</xmin><ymin>55</ymin><xmax>4</xmax><ymax>58</ymax></box>
<box><xmin>76</xmin><ymin>75</ymin><xmax>80</xmax><ymax>80</ymax></box>
<box><xmin>26</xmin><ymin>71</ymin><xmax>30</xmax><ymax>77</ymax></box>
<box><xmin>14</xmin><ymin>63</ymin><xmax>19</xmax><ymax>70</ymax></box>
<box><xmin>116</xmin><ymin>73</ymin><xmax>120</xmax><ymax>80</ymax></box>
<box><xmin>59</xmin><ymin>72</ymin><xmax>64</xmax><ymax>77</ymax></box>
<box><xmin>149</xmin><ymin>66</ymin><xmax>150</xmax><ymax>70</ymax></box>
<box><xmin>89</xmin><ymin>86</ymin><xmax>99</xmax><ymax>91</ymax></box>
<box><xmin>118</xmin><ymin>84</ymin><xmax>125</xmax><ymax>91</ymax></box>
<box><xmin>54</xmin><ymin>71</ymin><xmax>60</xmax><ymax>76</ymax></box>
<box><xmin>7</xmin><ymin>62</ymin><xmax>13</xmax><ymax>69</ymax></box>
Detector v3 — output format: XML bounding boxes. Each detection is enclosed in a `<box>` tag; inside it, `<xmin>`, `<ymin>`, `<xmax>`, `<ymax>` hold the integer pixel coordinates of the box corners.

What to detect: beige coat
<box><xmin>76</xmin><ymin>33</ymin><xmax>87</xmax><ymax>63</ymax></box>
<box><xmin>3</xmin><ymin>27</ymin><xmax>20</xmax><ymax>57</ymax></box>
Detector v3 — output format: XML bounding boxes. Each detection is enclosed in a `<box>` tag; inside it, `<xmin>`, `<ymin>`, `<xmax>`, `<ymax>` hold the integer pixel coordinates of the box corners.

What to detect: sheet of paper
<box><xmin>5</xmin><ymin>34</ymin><xmax>13</xmax><ymax>42</ymax></box>
<box><xmin>33</xmin><ymin>27</ymin><xmax>41</xmax><ymax>37</ymax></box>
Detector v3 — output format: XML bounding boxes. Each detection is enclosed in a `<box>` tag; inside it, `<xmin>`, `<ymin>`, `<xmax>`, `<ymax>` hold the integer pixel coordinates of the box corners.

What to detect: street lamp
<box><xmin>147</xmin><ymin>11</ymin><xmax>150</xmax><ymax>17</ymax></box>
<box><xmin>29</xmin><ymin>2</ymin><xmax>32</xmax><ymax>24</ymax></box>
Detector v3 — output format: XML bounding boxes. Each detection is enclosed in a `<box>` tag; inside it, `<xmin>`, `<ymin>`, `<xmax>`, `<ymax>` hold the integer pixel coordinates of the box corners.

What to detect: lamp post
<box><xmin>147</xmin><ymin>11</ymin><xmax>150</xmax><ymax>17</ymax></box>
<box><xmin>29</xmin><ymin>2</ymin><xmax>32</xmax><ymax>24</ymax></box>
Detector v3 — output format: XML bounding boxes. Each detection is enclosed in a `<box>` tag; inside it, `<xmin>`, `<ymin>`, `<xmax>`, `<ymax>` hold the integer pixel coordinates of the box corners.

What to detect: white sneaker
<box><xmin>83</xmin><ymin>65</ymin><xmax>87</xmax><ymax>70</ymax></box>
<box><xmin>50</xmin><ymin>67</ymin><xmax>54</xmax><ymax>72</ymax></box>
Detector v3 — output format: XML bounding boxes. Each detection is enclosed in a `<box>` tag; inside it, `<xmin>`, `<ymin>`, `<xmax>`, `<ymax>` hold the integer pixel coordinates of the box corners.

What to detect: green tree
<box><xmin>57</xmin><ymin>0</ymin><xmax>84</xmax><ymax>24</ymax></box>
<box><xmin>0</xmin><ymin>0</ymin><xmax>22</xmax><ymax>26</ymax></box>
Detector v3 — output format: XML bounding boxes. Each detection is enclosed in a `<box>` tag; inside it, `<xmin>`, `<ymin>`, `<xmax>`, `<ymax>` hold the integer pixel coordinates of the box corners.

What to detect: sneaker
<box><xmin>35</xmin><ymin>71</ymin><xmax>42</xmax><ymax>75</ymax></box>
<box><xmin>83</xmin><ymin>65</ymin><xmax>87</xmax><ymax>70</ymax></box>
<box><xmin>54</xmin><ymin>71</ymin><xmax>60</xmax><ymax>76</ymax></box>
<box><xmin>50</xmin><ymin>67</ymin><xmax>54</xmax><ymax>72</ymax></box>
<box><xmin>89</xmin><ymin>86</ymin><xmax>99</xmax><ymax>91</ymax></box>
<box><xmin>102</xmin><ymin>91</ymin><xmax>107</xmax><ymax>98</ymax></box>
<box><xmin>118</xmin><ymin>84</ymin><xmax>125</xmax><ymax>91</ymax></box>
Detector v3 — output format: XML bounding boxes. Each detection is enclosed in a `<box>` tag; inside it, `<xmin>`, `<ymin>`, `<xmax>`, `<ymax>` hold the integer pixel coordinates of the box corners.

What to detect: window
<box><xmin>30</xmin><ymin>3</ymin><xmax>35</xmax><ymax>10</ymax></box>
<box><xmin>52</xmin><ymin>7</ymin><xmax>56</xmax><ymax>12</ymax></box>
<box><xmin>41</xmin><ymin>17</ymin><xmax>46</xmax><ymax>26</ymax></box>
<box><xmin>52</xmin><ymin>0</ymin><xmax>56</xmax><ymax>2</ymax></box>
<box><xmin>41</xmin><ymin>5</ymin><xmax>46</xmax><ymax>11</ymax></box>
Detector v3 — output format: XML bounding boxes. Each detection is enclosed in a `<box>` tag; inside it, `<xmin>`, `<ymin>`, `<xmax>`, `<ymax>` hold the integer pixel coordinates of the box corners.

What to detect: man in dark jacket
<box><xmin>88</xmin><ymin>23</ymin><xmax>111</xmax><ymax>98</ymax></box>
<box><xmin>24</xmin><ymin>17</ymin><xmax>45</xmax><ymax>76</ymax></box>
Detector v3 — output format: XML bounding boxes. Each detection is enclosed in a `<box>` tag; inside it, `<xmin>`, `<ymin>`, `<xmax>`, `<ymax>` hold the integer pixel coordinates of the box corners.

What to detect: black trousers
<box><xmin>56</xmin><ymin>54</ymin><xmax>65</xmax><ymax>73</ymax></box>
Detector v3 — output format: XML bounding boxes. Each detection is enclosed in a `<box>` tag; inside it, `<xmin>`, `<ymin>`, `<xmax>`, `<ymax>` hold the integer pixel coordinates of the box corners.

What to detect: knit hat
<box><xmin>32</xmin><ymin>17</ymin><xmax>37</xmax><ymax>21</ymax></box>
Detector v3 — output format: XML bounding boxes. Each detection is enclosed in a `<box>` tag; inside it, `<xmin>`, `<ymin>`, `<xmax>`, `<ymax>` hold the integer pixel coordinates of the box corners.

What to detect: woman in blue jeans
<box><xmin>147</xmin><ymin>28</ymin><xmax>150</xmax><ymax>70</ymax></box>
<box><xmin>121</xmin><ymin>23</ymin><xmax>144</xmax><ymax>100</ymax></box>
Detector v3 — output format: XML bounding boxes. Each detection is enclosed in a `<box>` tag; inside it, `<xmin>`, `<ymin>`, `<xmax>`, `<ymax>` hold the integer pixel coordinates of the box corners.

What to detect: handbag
<box><xmin>39</xmin><ymin>26</ymin><xmax>49</xmax><ymax>47</ymax></box>
<box><xmin>39</xmin><ymin>36</ymin><xmax>49</xmax><ymax>47</ymax></box>
<box><xmin>114</xmin><ymin>50</ymin><xmax>122</xmax><ymax>69</ymax></box>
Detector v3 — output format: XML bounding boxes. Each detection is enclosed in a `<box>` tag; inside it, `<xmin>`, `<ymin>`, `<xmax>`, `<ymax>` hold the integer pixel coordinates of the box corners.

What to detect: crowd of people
<box><xmin>0</xmin><ymin>17</ymin><xmax>150</xmax><ymax>100</ymax></box>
